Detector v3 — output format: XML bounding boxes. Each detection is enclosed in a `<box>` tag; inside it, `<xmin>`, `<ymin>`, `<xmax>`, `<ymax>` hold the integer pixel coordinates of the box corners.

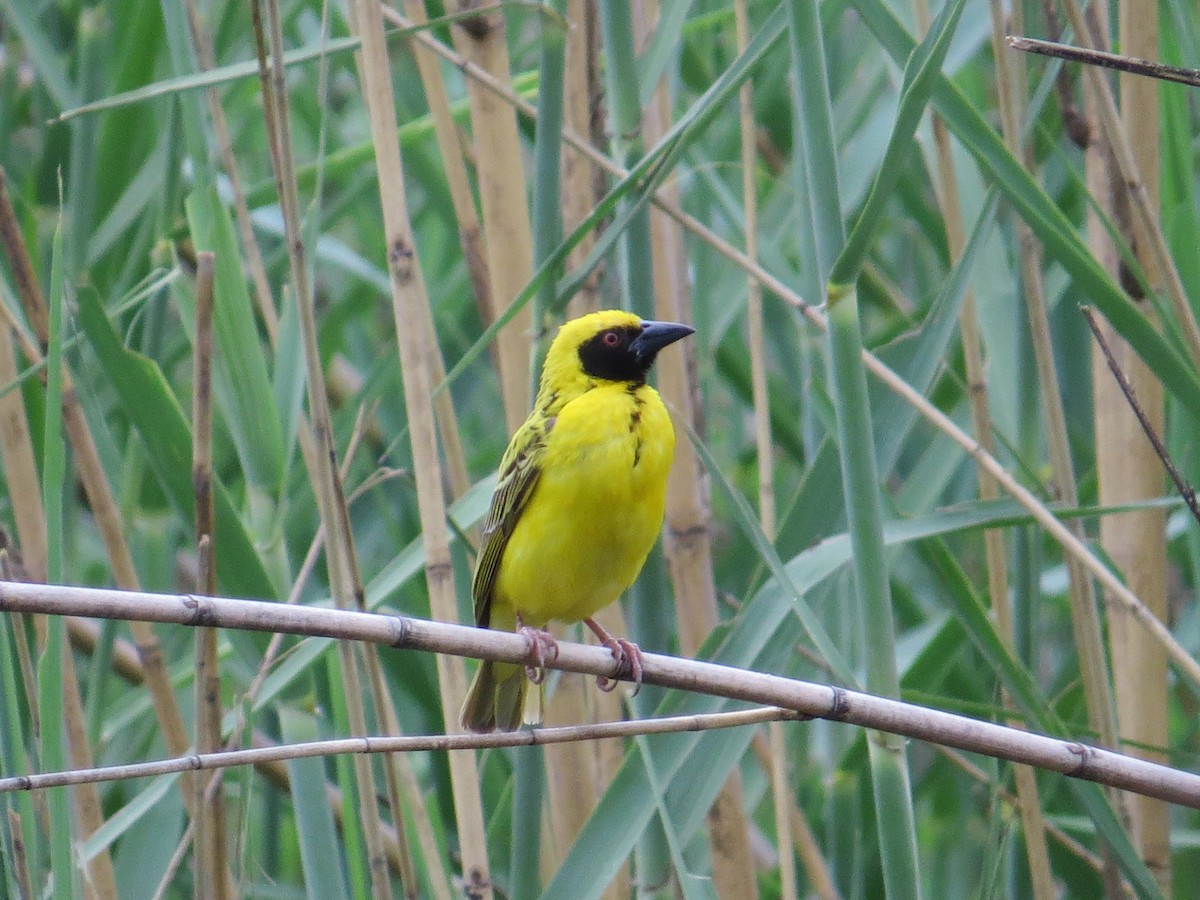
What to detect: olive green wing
<box><xmin>471</xmin><ymin>417</ymin><xmax>550</xmax><ymax>628</ymax></box>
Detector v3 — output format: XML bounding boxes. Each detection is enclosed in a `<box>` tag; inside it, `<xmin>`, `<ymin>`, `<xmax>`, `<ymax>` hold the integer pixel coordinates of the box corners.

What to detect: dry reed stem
<box><xmin>560</xmin><ymin>0</ymin><xmax>604</xmax><ymax>318</ymax></box>
<box><xmin>389</xmin><ymin>8</ymin><xmax>1200</xmax><ymax>701</ymax></box>
<box><xmin>445</xmin><ymin>2</ymin><xmax>534</xmax><ymax>434</ymax></box>
<box><xmin>1096</xmin><ymin>1</ymin><xmax>1171</xmax><ymax>890</ymax></box>
<box><xmin>60</xmin><ymin>648</ymin><xmax>118</xmax><ymax>900</ymax></box>
<box><xmin>0</xmin><ymin>327</ymin><xmax>47</xmax><ymax>584</ymax></box>
<box><xmin>5</xmin><ymin>707</ymin><xmax>797</xmax><ymax>792</ymax></box>
<box><xmin>1052</xmin><ymin>0</ymin><xmax>1200</xmax><ymax>374</ymax></box>
<box><xmin>7</xmin><ymin>810</ymin><xmax>33</xmax><ymax>900</ymax></box>
<box><xmin>395</xmin><ymin>0</ymin><xmax>492</xmax><ymax>327</ymax></box>
<box><xmin>1008</xmin><ymin>35</ymin><xmax>1200</xmax><ymax>86</ymax></box>
<box><xmin>963</xmin><ymin>0</ymin><xmax>1054</xmax><ymax>892</ymax></box>
<box><xmin>362</xmin><ymin>0</ymin><xmax>477</xmax><ymax>507</ymax></box>
<box><xmin>190</xmin><ymin>251</ymin><xmax>229</xmax><ymax>900</ymax></box>
<box><xmin>996</xmin><ymin>0</ymin><xmax>1123</xmax><ymax>785</ymax></box>
<box><xmin>0</xmin><ymin>167</ymin><xmax>200</xmax><ymax>848</ymax></box>
<box><xmin>344</xmin><ymin>0</ymin><xmax>491</xmax><ymax>895</ymax></box>
<box><xmin>257</xmin><ymin>1</ymin><xmax>394</xmax><ymax>895</ymax></box>
<box><xmin>0</xmin><ymin>223</ymin><xmax>118</xmax><ymax>900</ymax></box>
<box><xmin>1073</xmin><ymin>12</ymin><xmax>1147</xmax><ymax>897</ymax></box>
<box><xmin>2</xmin><ymin>582</ymin><xmax>1199</xmax><ymax>809</ymax></box>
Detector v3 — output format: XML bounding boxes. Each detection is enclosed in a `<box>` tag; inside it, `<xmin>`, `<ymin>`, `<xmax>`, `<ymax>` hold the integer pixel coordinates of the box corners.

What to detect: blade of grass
<box><xmin>40</xmin><ymin>198</ymin><xmax>72</xmax><ymax>900</ymax></box>
<box><xmin>829</xmin><ymin>0</ymin><xmax>966</xmax><ymax>286</ymax></box>
<box><xmin>74</xmin><ymin>290</ymin><xmax>277</xmax><ymax>599</ymax></box>
<box><xmin>790</xmin><ymin>1</ymin><xmax>923</xmax><ymax>894</ymax></box>
<box><xmin>280</xmin><ymin>707</ymin><xmax>351</xmax><ymax>900</ymax></box>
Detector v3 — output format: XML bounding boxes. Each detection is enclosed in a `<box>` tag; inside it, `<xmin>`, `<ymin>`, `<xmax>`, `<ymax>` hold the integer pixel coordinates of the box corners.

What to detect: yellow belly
<box><xmin>493</xmin><ymin>384</ymin><xmax>674</xmax><ymax>628</ymax></box>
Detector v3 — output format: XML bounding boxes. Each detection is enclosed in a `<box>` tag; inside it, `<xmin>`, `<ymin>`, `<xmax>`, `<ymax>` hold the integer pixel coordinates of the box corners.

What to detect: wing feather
<box><xmin>471</xmin><ymin>417</ymin><xmax>551</xmax><ymax>627</ymax></box>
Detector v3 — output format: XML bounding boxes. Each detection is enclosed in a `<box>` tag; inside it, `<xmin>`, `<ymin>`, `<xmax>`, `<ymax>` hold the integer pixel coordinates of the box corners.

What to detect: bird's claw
<box><xmin>518</xmin><ymin>622</ymin><xmax>559</xmax><ymax>684</ymax></box>
<box><xmin>596</xmin><ymin>637</ymin><xmax>644</xmax><ymax>697</ymax></box>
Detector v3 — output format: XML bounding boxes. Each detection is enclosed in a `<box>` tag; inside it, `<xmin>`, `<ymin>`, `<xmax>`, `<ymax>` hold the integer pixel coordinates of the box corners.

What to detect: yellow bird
<box><xmin>460</xmin><ymin>309</ymin><xmax>694</xmax><ymax>732</ymax></box>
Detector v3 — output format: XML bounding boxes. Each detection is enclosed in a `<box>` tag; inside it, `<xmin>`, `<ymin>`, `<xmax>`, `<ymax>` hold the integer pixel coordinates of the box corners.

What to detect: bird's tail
<box><xmin>460</xmin><ymin>660</ymin><xmax>527</xmax><ymax>732</ymax></box>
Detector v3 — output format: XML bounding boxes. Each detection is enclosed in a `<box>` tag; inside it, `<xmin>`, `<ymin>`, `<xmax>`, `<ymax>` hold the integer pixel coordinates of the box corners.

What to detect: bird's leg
<box><xmin>516</xmin><ymin>614</ymin><xmax>559</xmax><ymax>684</ymax></box>
<box><xmin>583</xmin><ymin>617</ymin><xmax>644</xmax><ymax>696</ymax></box>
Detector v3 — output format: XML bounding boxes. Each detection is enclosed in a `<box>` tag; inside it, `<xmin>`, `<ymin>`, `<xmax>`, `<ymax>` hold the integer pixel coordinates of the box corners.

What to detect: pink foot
<box><xmin>517</xmin><ymin>616</ymin><xmax>558</xmax><ymax>684</ymax></box>
<box><xmin>584</xmin><ymin>617</ymin><xmax>644</xmax><ymax>696</ymax></box>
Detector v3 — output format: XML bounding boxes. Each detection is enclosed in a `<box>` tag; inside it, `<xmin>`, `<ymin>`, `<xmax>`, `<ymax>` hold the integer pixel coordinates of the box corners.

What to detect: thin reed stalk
<box><xmin>256</xmin><ymin>1</ymin><xmax>392</xmax><ymax>895</ymax></box>
<box><xmin>190</xmin><ymin>251</ymin><xmax>229</xmax><ymax>900</ymax></box>
<box><xmin>444</xmin><ymin>2</ymin><xmax>534</xmax><ymax>430</ymax></box>
<box><xmin>969</xmin><ymin>1</ymin><xmax>1054</xmax><ymax>892</ymax></box>
<box><xmin>2</xmin><ymin>581</ymin><xmax>1199</xmax><ymax>811</ymax></box>
<box><xmin>1055</xmin><ymin>0</ymin><xmax>1200</xmax><ymax>373</ymax></box>
<box><xmin>1094</xmin><ymin>0</ymin><xmax>1171</xmax><ymax>892</ymax></box>
<box><xmin>344</xmin><ymin>1</ymin><xmax>492</xmax><ymax>896</ymax></box>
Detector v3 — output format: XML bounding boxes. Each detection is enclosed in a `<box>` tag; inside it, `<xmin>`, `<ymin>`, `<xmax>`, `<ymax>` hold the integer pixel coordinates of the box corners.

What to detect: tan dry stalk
<box><xmin>394</xmin><ymin>6</ymin><xmax>1200</xmax><ymax>716</ymax></box>
<box><xmin>0</xmin><ymin>341</ymin><xmax>118</xmax><ymax>899</ymax></box>
<box><xmin>7</xmin><ymin>809</ymin><xmax>33</xmax><ymax>900</ymax></box>
<box><xmin>990</xmin><ymin>0</ymin><xmax>1123</xmax><ymax>781</ymax></box>
<box><xmin>561</xmin><ymin>0</ymin><xmax>604</xmax><ymax>317</ymax></box>
<box><xmin>190</xmin><ymin>252</ymin><xmax>230</xmax><ymax>900</ymax></box>
<box><xmin>0</xmin><ymin>327</ymin><xmax>48</xmax><ymax>584</ymax></box>
<box><xmin>0</xmin><ymin>307</ymin><xmax>119</xmax><ymax>900</ymax></box>
<box><xmin>355</xmin><ymin>0</ymin><xmax>480</xmax><ymax>505</ymax></box>
<box><xmin>394</xmin><ymin>0</ymin><xmax>492</xmax><ymax>327</ymax></box>
<box><xmin>1073</xmin><ymin>10</ymin><xmax>1149</xmax><ymax>896</ymax></box>
<box><xmin>1056</xmin><ymin>0</ymin><xmax>1200</xmax><ymax>373</ymax></box>
<box><xmin>59</xmin><ymin>630</ymin><xmax>118</xmax><ymax>900</ymax></box>
<box><xmin>5</xmin><ymin>582</ymin><xmax>1200</xmax><ymax>809</ymax></box>
<box><xmin>0</xmin><ymin>167</ymin><xmax>201</xmax><ymax>863</ymax></box>
<box><xmin>375</xmin><ymin>688</ymin><xmax>454</xmax><ymax>900</ymax></box>
<box><xmin>734</xmin><ymin>0</ymin><xmax>795</xmax><ymax>896</ymax></box>
<box><xmin>1093</xmin><ymin>0</ymin><xmax>1171</xmax><ymax>891</ymax></box>
<box><xmin>635</xmin><ymin>4</ymin><xmax>756</xmax><ymax>895</ymax></box>
<box><xmin>244</xmin><ymin>14</ymin><xmax>427</xmax><ymax>885</ymax></box>
<box><xmin>952</xmin><ymin>1</ymin><xmax>1054</xmax><ymax>893</ymax></box>
<box><xmin>9</xmin><ymin>707</ymin><xmax>798</xmax><ymax>792</ymax></box>
<box><xmin>257</xmin><ymin>2</ymin><xmax>393</xmax><ymax>896</ymax></box>
<box><xmin>444</xmin><ymin>2</ymin><xmax>534</xmax><ymax>433</ymax></box>
<box><xmin>542</xmin><ymin>676</ymin><xmax>601</xmax><ymax>879</ymax></box>
<box><xmin>345</xmin><ymin>0</ymin><xmax>492</xmax><ymax>895</ymax></box>
<box><xmin>66</xmin><ymin>618</ymin><xmax>141</xmax><ymax>681</ymax></box>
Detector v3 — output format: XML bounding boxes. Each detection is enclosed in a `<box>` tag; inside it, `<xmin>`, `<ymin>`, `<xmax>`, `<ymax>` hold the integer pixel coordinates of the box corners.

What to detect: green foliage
<box><xmin>0</xmin><ymin>1</ymin><xmax>1197</xmax><ymax>898</ymax></box>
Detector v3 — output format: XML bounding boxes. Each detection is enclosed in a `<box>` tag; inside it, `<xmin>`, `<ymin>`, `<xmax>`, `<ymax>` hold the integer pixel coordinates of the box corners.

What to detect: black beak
<box><xmin>631</xmin><ymin>320</ymin><xmax>695</xmax><ymax>361</ymax></box>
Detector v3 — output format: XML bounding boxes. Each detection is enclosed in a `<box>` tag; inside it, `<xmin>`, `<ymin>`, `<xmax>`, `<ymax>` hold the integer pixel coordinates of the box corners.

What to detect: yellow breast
<box><xmin>494</xmin><ymin>383</ymin><xmax>674</xmax><ymax>627</ymax></box>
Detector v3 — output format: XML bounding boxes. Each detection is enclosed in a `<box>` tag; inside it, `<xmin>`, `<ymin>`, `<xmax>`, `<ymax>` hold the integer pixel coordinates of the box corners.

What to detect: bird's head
<box><xmin>536</xmin><ymin>310</ymin><xmax>694</xmax><ymax>407</ymax></box>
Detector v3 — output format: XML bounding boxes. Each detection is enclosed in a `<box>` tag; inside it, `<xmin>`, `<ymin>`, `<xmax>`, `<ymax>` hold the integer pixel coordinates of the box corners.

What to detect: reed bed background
<box><xmin>1</xmin><ymin>0</ymin><xmax>1199</xmax><ymax>898</ymax></box>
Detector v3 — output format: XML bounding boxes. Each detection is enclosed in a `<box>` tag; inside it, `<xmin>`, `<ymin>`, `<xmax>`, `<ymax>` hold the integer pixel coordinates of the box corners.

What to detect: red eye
<box><xmin>602</xmin><ymin>330</ymin><xmax>621</xmax><ymax>348</ymax></box>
